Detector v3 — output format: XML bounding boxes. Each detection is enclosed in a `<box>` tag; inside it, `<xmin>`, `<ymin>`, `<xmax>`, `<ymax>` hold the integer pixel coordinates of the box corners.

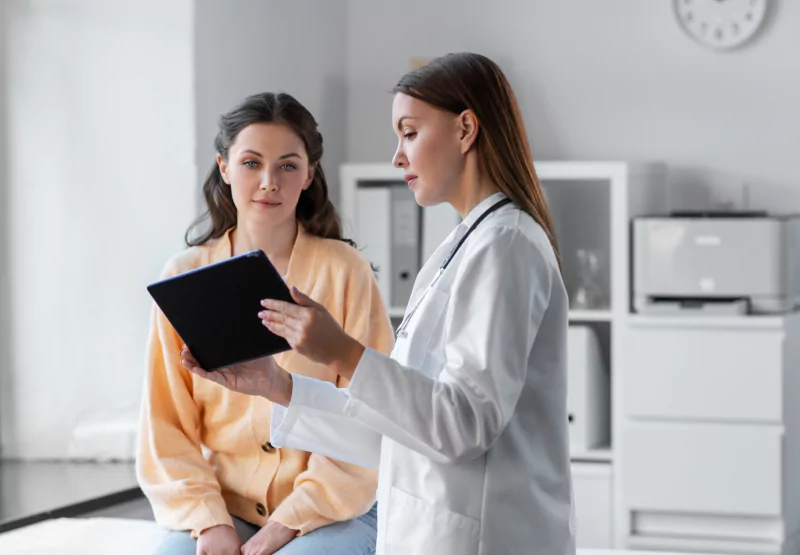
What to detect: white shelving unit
<box><xmin>339</xmin><ymin>161</ymin><xmax>668</xmax><ymax>550</ymax></box>
<box><xmin>537</xmin><ymin>161</ymin><xmax>667</xmax><ymax>550</ymax></box>
<box><xmin>569</xmin><ymin>309</ymin><xmax>613</xmax><ymax>322</ymax></box>
<box><xmin>571</xmin><ymin>445</ymin><xmax>614</xmax><ymax>463</ymax></box>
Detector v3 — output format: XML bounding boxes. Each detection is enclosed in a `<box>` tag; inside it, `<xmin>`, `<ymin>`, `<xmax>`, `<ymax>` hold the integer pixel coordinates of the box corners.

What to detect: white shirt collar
<box><xmin>460</xmin><ymin>192</ymin><xmax>509</xmax><ymax>229</ymax></box>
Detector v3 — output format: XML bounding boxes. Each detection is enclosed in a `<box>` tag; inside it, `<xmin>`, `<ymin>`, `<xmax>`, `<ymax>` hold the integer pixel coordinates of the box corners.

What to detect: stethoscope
<box><xmin>395</xmin><ymin>198</ymin><xmax>512</xmax><ymax>338</ymax></box>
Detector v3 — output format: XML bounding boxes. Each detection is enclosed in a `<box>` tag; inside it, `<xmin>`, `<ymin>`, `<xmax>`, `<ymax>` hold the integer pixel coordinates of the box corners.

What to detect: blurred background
<box><xmin>0</xmin><ymin>1</ymin><xmax>798</xmax><ymax>554</ymax></box>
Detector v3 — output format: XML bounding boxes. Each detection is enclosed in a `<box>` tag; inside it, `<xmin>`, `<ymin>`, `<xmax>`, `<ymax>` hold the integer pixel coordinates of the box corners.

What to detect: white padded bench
<box><xmin>0</xmin><ymin>517</ymin><xmax>702</xmax><ymax>555</ymax></box>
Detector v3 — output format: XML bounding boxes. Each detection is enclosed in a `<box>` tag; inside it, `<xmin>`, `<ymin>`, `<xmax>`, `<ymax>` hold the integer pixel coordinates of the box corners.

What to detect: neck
<box><xmin>232</xmin><ymin>217</ymin><xmax>298</xmax><ymax>276</ymax></box>
<box><xmin>452</xmin><ymin>171</ymin><xmax>500</xmax><ymax>220</ymax></box>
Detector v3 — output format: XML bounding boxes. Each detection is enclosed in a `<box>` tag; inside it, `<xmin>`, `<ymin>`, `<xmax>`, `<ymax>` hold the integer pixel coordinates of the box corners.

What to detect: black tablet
<box><xmin>146</xmin><ymin>250</ymin><xmax>296</xmax><ymax>370</ymax></box>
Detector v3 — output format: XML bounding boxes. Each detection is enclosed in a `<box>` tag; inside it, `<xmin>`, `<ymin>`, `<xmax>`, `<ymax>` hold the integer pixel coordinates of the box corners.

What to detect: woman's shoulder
<box><xmin>159</xmin><ymin>239</ymin><xmax>221</xmax><ymax>278</ymax></box>
<box><xmin>478</xmin><ymin>210</ymin><xmax>559</xmax><ymax>271</ymax></box>
<box><xmin>307</xmin><ymin>235</ymin><xmax>373</xmax><ymax>276</ymax></box>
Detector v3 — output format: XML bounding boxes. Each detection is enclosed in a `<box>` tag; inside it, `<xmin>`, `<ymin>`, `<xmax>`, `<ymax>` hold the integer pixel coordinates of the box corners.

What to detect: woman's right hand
<box><xmin>180</xmin><ymin>346</ymin><xmax>294</xmax><ymax>406</ymax></box>
<box><xmin>196</xmin><ymin>524</ymin><xmax>241</xmax><ymax>555</ymax></box>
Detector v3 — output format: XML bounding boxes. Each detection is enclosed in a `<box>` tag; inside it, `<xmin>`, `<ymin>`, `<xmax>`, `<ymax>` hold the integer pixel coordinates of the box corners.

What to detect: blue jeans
<box><xmin>154</xmin><ymin>503</ymin><xmax>377</xmax><ymax>555</ymax></box>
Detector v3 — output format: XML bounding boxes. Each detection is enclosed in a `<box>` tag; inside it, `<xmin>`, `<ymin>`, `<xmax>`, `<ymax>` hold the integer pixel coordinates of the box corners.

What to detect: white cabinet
<box><xmin>573</xmin><ymin>462</ymin><xmax>613</xmax><ymax>549</ymax></box>
<box><xmin>624</xmin><ymin>323</ymin><xmax>783</xmax><ymax>423</ymax></box>
<box><xmin>624</xmin><ymin>423</ymin><xmax>782</xmax><ymax>517</ymax></box>
<box><xmin>620</xmin><ymin>316</ymin><xmax>800</xmax><ymax>554</ymax></box>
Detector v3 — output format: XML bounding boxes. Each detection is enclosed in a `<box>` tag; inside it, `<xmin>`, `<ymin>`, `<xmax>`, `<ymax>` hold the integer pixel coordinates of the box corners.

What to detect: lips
<box><xmin>253</xmin><ymin>199</ymin><xmax>281</xmax><ymax>206</ymax></box>
<box><xmin>403</xmin><ymin>174</ymin><xmax>418</xmax><ymax>185</ymax></box>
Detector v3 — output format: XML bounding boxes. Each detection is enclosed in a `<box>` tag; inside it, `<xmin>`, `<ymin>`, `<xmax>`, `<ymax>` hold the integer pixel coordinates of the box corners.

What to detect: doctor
<box><xmin>182</xmin><ymin>52</ymin><xmax>574</xmax><ymax>555</ymax></box>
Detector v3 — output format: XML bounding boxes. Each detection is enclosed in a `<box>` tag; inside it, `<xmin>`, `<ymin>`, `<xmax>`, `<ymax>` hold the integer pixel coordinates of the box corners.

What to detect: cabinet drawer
<box><xmin>623</xmin><ymin>423</ymin><xmax>782</xmax><ymax>517</ymax></box>
<box><xmin>623</xmin><ymin>324</ymin><xmax>783</xmax><ymax>423</ymax></box>
<box><xmin>572</xmin><ymin>462</ymin><xmax>612</xmax><ymax>549</ymax></box>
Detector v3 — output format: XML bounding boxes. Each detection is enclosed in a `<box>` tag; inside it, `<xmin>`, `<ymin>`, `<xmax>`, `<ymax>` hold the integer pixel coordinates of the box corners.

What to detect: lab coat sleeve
<box><xmin>344</xmin><ymin>227</ymin><xmax>554</xmax><ymax>465</ymax></box>
<box><xmin>270</xmin><ymin>374</ymin><xmax>383</xmax><ymax>470</ymax></box>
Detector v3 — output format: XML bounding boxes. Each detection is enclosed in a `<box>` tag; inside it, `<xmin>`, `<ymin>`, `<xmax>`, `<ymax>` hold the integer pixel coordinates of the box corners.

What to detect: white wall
<box><xmin>345</xmin><ymin>0</ymin><xmax>800</xmax><ymax>211</ymax></box>
<box><xmin>0</xmin><ymin>2</ymin><xmax>9</xmax><ymax>458</ymax></box>
<box><xmin>0</xmin><ymin>0</ymin><xmax>196</xmax><ymax>459</ymax></box>
<box><xmin>194</xmin><ymin>0</ymin><xmax>348</xmax><ymax>203</ymax></box>
<box><xmin>2</xmin><ymin>0</ymin><xmax>796</xmax><ymax>459</ymax></box>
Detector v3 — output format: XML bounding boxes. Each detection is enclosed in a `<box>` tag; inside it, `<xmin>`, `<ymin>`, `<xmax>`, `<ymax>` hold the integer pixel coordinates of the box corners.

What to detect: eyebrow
<box><xmin>396</xmin><ymin>116</ymin><xmax>417</xmax><ymax>131</ymax></box>
<box><xmin>241</xmin><ymin>150</ymin><xmax>302</xmax><ymax>160</ymax></box>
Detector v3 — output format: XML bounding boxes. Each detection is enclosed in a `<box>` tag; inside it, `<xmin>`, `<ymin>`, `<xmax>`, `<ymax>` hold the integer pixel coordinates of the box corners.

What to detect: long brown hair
<box><xmin>392</xmin><ymin>53</ymin><xmax>561</xmax><ymax>268</ymax></box>
<box><xmin>186</xmin><ymin>92</ymin><xmax>354</xmax><ymax>248</ymax></box>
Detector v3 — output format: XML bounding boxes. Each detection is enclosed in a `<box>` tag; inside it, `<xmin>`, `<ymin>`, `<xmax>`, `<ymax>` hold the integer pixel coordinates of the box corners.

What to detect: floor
<box><xmin>79</xmin><ymin>496</ymin><xmax>153</xmax><ymax>520</ymax></box>
<box><xmin>0</xmin><ymin>460</ymin><xmax>150</xmax><ymax>533</ymax></box>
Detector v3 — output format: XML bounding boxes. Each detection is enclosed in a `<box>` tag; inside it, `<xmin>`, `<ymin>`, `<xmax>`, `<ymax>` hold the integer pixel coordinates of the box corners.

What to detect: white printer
<box><xmin>632</xmin><ymin>211</ymin><xmax>800</xmax><ymax>315</ymax></box>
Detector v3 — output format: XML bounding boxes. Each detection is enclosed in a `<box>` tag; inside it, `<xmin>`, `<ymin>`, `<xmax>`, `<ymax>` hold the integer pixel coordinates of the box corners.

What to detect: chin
<box><xmin>411</xmin><ymin>188</ymin><xmax>445</xmax><ymax>209</ymax></box>
<box><xmin>251</xmin><ymin>208</ymin><xmax>288</xmax><ymax>225</ymax></box>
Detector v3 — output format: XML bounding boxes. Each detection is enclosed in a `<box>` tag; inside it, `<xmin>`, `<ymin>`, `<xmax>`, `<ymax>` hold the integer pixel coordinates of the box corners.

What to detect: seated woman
<box><xmin>137</xmin><ymin>92</ymin><xmax>394</xmax><ymax>555</ymax></box>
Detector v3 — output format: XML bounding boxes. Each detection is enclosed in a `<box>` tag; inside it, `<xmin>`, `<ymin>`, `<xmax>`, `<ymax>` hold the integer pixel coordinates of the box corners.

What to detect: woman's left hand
<box><xmin>240</xmin><ymin>520</ymin><xmax>297</xmax><ymax>555</ymax></box>
<box><xmin>259</xmin><ymin>287</ymin><xmax>364</xmax><ymax>376</ymax></box>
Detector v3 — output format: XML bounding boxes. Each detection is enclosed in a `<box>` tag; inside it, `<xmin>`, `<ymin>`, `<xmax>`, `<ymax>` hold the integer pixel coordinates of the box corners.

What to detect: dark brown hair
<box><xmin>392</xmin><ymin>53</ymin><xmax>561</xmax><ymax>268</ymax></box>
<box><xmin>186</xmin><ymin>92</ymin><xmax>354</xmax><ymax>248</ymax></box>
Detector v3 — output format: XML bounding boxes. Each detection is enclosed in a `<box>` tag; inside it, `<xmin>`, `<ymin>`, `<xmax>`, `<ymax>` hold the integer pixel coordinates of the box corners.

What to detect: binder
<box><xmin>356</xmin><ymin>181</ymin><xmax>458</xmax><ymax>311</ymax></box>
<box><xmin>390</xmin><ymin>185</ymin><xmax>421</xmax><ymax>308</ymax></box>
<box><xmin>356</xmin><ymin>185</ymin><xmax>391</xmax><ymax>302</ymax></box>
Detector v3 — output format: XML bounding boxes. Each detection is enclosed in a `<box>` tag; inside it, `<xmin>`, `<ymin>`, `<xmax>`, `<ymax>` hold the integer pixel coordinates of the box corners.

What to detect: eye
<box><xmin>403</xmin><ymin>131</ymin><xmax>417</xmax><ymax>140</ymax></box>
<box><xmin>281</xmin><ymin>163</ymin><xmax>297</xmax><ymax>171</ymax></box>
<box><xmin>244</xmin><ymin>160</ymin><xmax>259</xmax><ymax>169</ymax></box>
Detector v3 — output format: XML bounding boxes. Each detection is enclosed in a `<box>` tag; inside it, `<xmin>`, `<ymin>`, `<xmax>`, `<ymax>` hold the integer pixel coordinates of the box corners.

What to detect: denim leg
<box><xmin>152</xmin><ymin>530</ymin><xmax>196</xmax><ymax>555</ymax></box>
<box><xmin>232</xmin><ymin>515</ymin><xmax>261</xmax><ymax>543</ymax></box>
<box><xmin>151</xmin><ymin>516</ymin><xmax>261</xmax><ymax>554</ymax></box>
<box><xmin>272</xmin><ymin>503</ymin><xmax>378</xmax><ymax>555</ymax></box>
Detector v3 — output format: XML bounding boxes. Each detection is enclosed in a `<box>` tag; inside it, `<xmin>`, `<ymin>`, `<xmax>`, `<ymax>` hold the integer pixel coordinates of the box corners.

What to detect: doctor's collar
<box><xmin>460</xmin><ymin>192</ymin><xmax>509</xmax><ymax>229</ymax></box>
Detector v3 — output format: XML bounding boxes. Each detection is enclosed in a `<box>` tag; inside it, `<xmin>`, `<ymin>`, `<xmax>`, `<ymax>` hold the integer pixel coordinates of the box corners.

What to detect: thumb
<box><xmin>290</xmin><ymin>286</ymin><xmax>321</xmax><ymax>308</ymax></box>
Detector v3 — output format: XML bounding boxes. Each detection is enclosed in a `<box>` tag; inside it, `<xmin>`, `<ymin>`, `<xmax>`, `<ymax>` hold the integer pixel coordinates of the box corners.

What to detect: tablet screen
<box><xmin>147</xmin><ymin>250</ymin><xmax>296</xmax><ymax>370</ymax></box>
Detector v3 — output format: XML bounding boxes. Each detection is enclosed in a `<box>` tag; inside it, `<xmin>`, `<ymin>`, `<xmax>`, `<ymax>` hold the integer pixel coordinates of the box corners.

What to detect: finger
<box><xmin>180</xmin><ymin>349</ymin><xmax>199</xmax><ymax>366</ymax></box>
<box><xmin>288</xmin><ymin>286</ymin><xmax>323</xmax><ymax>309</ymax></box>
<box><xmin>259</xmin><ymin>309</ymin><xmax>304</xmax><ymax>332</ymax></box>
<box><xmin>179</xmin><ymin>353</ymin><xmax>195</xmax><ymax>370</ymax></box>
<box><xmin>182</xmin><ymin>359</ymin><xmax>226</xmax><ymax>387</ymax></box>
<box><xmin>263</xmin><ymin>319</ymin><xmax>304</xmax><ymax>348</ymax></box>
<box><xmin>260</xmin><ymin>297</ymin><xmax>308</xmax><ymax>319</ymax></box>
<box><xmin>240</xmin><ymin>540</ymin><xmax>254</xmax><ymax>555</ymax></box>
<box><xmin>262</xmin><ymin>318</ymin><xmax>289</xmax><ymax>339</ymax></box>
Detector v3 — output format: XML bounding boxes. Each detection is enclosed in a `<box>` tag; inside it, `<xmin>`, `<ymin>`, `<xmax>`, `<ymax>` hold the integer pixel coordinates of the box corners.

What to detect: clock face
<box><xmin>674</xmin><ymin>0</ymin><xmax>768</xmax><ymax>50</ymax></box>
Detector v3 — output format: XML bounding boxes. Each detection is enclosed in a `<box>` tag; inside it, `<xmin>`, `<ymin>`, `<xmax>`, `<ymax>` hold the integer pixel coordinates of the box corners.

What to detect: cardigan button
<box><xmin>256</xmin><ymin>503</ymin><xmax>266</xmax><ymax>517</ymax></box>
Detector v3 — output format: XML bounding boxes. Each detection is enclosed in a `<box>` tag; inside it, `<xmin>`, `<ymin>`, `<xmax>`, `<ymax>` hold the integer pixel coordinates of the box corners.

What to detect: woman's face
<box><xmin>218</xmin><ymin>122</ymin><xmax>314</xmax><ymax>230</ymax></box>
<box><xmin>391</xmin><ymin>93</ymin><xmax>465</xmax><ymax>207</ymax></box>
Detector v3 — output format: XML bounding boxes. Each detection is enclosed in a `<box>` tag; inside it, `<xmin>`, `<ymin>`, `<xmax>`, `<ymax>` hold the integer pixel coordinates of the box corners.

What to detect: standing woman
<box><xmin>183</xmin><ymin>53</ymin><xmax>574</xmax><ymax>555</ymax></box>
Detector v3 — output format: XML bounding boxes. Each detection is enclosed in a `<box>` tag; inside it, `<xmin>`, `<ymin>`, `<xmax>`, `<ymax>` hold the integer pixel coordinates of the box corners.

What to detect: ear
<box><xmin>304</xmin><ymin>163</ymin><xmax>316</xmax><ymax>191</ymax></box>
<box><xmin>217</xmin><ymin>153</ymin><xmax>231</xmax><ymax>185</ymax></box>
<box><xmin>457</xmin><ymin>110</ymin><xmax>479</xmax><ymax>154</ymax></box>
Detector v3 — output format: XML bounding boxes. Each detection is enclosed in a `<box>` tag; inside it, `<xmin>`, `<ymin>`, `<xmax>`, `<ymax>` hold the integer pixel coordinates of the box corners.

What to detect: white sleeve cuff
<box><xmin>268</xmin><ymin>373</ymin><xmax>382</xmax><ymax>469</ymax></box>
<box><xmin>345</xmin><ymin>347</ymin><xmax>385</xmax><ymax>415</ymax></box>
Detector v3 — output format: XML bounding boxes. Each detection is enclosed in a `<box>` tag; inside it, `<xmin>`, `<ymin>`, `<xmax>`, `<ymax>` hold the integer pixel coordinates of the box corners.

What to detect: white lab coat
<box><xmin>271</xmin><ymin>193</ymin><xmax>575</xmax><ymax>555</ymax></box>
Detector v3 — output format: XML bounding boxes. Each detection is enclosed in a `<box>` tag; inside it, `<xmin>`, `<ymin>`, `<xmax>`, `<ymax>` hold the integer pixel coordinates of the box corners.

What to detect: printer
<box><xmin>632</xmin><ymin>211</ymin><xmax>800</xmax><ymax>315</ymax></box>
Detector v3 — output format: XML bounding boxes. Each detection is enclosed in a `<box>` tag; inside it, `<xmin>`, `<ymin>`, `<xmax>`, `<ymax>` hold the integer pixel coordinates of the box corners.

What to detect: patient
<box><xmin>136</xmin><ymin>92</ymin><xmax>393</xmax><ymax>555</ymax></box>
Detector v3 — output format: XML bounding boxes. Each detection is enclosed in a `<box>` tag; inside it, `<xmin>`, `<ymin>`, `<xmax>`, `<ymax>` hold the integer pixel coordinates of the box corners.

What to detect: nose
<box><xmin>392</xmin><ymin>145</ymin><xmax>407</xmax><ymax>169</ymax></box>
<box><xmin>260</xmin><ymin>171</ymin><xmax>278</xmax><ymax>191</ymax></box>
